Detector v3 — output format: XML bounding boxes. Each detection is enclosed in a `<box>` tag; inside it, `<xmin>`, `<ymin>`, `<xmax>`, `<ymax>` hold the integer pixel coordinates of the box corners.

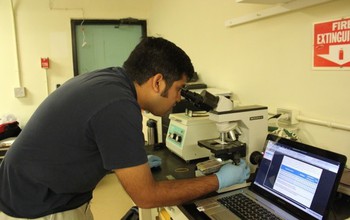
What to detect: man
<box><xmin>0</xmin><ymin>37</ymin><xmax>249</xmax><ymax>219</ymax></box>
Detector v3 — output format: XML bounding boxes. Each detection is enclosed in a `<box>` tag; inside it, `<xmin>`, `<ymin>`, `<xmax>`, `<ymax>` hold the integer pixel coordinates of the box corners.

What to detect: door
<box><xmin>71</xmin><ymin>19</ymin><xmax>146</xmax><ymax>75</ymax></box>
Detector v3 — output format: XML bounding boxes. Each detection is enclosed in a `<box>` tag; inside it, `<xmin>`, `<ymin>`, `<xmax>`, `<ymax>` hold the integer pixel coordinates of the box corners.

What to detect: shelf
<box><xmin>225</xmin><ymin>0</ymin><xmax>334</xmax><ymax>27</ymax></box>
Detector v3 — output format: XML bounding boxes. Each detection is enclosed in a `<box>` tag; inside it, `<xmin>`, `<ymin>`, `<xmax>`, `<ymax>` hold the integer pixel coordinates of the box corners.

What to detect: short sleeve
<box><xmin>89</xmin><ymin>99</ymin><xmax>147</xmax><ymax>170</ymax></box>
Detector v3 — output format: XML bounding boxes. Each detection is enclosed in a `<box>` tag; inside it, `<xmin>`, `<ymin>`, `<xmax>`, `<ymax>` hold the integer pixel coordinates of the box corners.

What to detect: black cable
<box><xmin>268</xmin><ymin>113</ymin><xmax>282</xmax><ymax>120</ymax></box>
<box><xmin>330</xmin><ymin>203</ymin><xmax>337</xmax><ymax>220</ymax></box>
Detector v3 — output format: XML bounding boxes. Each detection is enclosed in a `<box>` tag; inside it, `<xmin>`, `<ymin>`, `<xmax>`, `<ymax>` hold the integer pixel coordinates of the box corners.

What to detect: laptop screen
<box><xmin>250</xmin><ymin>134</ymin><xmax>346</xmax><ymax>220</ymax></box>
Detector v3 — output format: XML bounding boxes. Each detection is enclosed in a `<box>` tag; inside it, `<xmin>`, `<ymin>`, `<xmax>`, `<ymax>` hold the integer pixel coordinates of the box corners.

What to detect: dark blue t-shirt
<box><xmin>0</xmin><ymin>67</ymin><xmax>147</xmax><ymax>218</ymax></box>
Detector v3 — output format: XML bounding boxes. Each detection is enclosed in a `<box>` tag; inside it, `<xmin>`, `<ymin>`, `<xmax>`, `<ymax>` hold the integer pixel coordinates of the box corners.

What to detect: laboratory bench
<box><xmin>144</xmin><ymin>144</ymin><xmax>350</xmax><ymax>220</ymax></box>
<box><xmin>143</xmin><ymin>144</ymin><xmax>212</xmax><ymax>220</ymax></box>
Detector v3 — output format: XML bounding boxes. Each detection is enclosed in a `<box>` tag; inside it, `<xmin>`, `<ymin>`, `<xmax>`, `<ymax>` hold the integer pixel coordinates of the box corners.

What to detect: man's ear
<box><xmin>152</xmin><ymin>73</ymin><xmax>164</xmax><ymax>93</ymax></box>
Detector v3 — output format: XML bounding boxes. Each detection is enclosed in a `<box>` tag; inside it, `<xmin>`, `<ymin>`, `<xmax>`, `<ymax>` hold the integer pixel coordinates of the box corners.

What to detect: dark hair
<box><xmin>123</xmin><ymin>37</ymin><xmax>194</xmax><ymax>91</ymax></box>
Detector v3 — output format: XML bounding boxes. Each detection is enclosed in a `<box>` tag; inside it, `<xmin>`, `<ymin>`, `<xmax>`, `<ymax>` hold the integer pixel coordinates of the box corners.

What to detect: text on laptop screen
<box><xmin>253</xmin><ymin>139</ymin><xmax>341</xmax><ymax>220</ymax></box>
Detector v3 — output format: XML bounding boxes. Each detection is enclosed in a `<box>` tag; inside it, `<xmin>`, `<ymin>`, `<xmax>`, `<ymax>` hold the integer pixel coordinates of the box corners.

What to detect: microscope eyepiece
<box><xmin>181</xmin><ymin>89</ymin><xmax>218</xmax><ymax>112</ymax></box>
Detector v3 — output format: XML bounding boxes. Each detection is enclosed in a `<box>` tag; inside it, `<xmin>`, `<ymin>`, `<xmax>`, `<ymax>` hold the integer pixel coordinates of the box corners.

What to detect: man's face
<box><xmin>151</xmin><ymin>75</ymin><xmax>187</xmax><ymax>116</ymax></box>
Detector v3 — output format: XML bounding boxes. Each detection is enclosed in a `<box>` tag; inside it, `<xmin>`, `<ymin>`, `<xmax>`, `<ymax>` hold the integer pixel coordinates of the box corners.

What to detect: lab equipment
<box><xmin>194</xmin><ymin>134</ymin><xmax>347</xmax><ymax>220</ymax></box>
<box><xmin>181</xmin><ymin>89</ymin><xmax>268</xmax><ymax>167</ymax></box>
<box><xmin>196</xmin><ymin>158</ymin><xmax>225</xmax><ymax>175</ymax></box>
<box><xmin>146</xmin><ymin>119</ymin><xmax>158</xmax><ymax>146</ymax></box>
<box><xmin>166</xmin><ymin>88</ymin><xmax>232</xmax><ymax>162</ymax></box>
<box><xmin>198</xmin><ymin>104</ymin><xmax>268</xmax><ymax>165</ymax></box>
<box><xmin>166</xmin><ymin>113</ymin><xmax>217</xmax><ymax>162</ymax></box>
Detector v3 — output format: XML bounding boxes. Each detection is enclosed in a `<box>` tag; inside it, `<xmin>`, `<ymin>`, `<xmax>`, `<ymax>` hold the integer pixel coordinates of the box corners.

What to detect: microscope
<box><xmin>181</xmin><ymin>89</ymin><xmax>268</xmax><ymax>172</ymax></box>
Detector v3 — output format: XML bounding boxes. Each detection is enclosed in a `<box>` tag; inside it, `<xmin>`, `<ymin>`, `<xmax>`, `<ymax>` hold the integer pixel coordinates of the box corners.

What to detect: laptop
<box><xmin>195</xmin><ymin>134</ymin><xmax>347</xmax><ymax>220</ymax></box>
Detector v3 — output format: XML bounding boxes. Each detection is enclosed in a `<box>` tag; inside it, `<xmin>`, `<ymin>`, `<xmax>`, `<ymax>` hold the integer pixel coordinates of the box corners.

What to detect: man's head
<box><xmin>123</xmin><ymin>37</ymin><xmax>194</xmax><ymax>96</ymax></box>
<box><xmin>123</xmin><ymin>37</ymin><xmax>194</xmax><ymax>115</ymax></box>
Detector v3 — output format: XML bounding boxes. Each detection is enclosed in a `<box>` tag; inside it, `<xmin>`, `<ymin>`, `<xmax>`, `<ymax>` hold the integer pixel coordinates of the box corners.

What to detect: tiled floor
<box><xmin>91</xmin><ymin>173</ymin><xmax>134</xmax><ymax>219</ymax></box>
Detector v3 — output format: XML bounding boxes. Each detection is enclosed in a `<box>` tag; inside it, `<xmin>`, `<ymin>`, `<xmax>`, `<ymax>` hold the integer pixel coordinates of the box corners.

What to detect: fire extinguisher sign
<box><xmin>313</xmin><ymin>17</ymin><xmax>350</xmax><ymax>69</ymax></box>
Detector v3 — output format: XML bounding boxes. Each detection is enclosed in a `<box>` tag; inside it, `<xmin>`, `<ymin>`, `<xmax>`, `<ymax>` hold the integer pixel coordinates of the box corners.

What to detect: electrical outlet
<box><xmin>14</xmin><ymin>87</ymin><xmax>26</xmax><ymax>98</ymax></box>
<box><xmin>276</xmin><ymin>108</ymin><xmax>299</xmax><ymax>125</ymax></box>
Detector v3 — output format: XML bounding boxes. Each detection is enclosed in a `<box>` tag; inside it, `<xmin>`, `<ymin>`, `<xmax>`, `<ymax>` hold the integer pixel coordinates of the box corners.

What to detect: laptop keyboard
<box><xmin>218</xmin><ymin>193</ymin><xmax>281</xmax><ymax>220</ymax></box>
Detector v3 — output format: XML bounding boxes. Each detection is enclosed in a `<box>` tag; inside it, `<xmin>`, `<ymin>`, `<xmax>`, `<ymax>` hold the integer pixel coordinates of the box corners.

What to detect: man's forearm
<box><xmin>139</xmin><ymin>174</ymin><xmax>219</xmax><ymax>208</ymax></box>
<box><xmin>114</xmin><ymin>163</ymin><xmax>220</xmax><ymax>209</ymax></box>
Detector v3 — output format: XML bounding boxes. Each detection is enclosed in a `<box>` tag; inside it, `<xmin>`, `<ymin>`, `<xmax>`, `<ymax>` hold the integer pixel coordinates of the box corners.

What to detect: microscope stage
<box><xmin>198</xmin><ymin>139</ymin><xmax>246</xmax><ymax>160</ymax></box>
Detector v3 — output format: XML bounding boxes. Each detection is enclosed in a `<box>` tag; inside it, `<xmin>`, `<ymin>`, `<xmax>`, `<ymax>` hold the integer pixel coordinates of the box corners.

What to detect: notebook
<box><xmin>195</xmin><ymin>134</ymin><xmax>347</xmax><ymax>220</ymax></box>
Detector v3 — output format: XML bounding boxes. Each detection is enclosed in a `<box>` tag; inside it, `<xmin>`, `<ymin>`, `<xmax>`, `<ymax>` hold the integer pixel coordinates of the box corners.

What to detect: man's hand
<box><xmin>214</xmin><ymin>159</ymin><xmax>250</xmax><ymax>190</ymax></box>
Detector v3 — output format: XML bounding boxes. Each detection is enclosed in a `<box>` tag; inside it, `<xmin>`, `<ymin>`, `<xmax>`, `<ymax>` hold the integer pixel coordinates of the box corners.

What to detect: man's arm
<box><xmin>114</xmin><ymin>163</ymin><xmax>218</xmax><ymax>208</ymax></box>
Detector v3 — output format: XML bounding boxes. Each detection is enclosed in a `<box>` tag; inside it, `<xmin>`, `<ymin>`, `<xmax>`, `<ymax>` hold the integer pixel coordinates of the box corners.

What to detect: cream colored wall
<box><xmin>147</xmin><ymin>0</ymin><xmax>350</xmax><ymax>162</ymax></box>
<box><xmin>0</xmin><ymin>0</ymin><xmax>150</xmax><ymax>125</ymax></box>
<box><xmin>1</xmin><ymin>0</ymin><xmax>350</xmax><ymax>164</ymax></box>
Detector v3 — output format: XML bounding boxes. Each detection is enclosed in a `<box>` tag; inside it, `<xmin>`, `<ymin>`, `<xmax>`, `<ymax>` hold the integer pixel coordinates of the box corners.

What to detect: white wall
<box><xmin>147</xmin><ymin>0</ymin><xmax>350</xmax><ymax>164</ymax></box>
<box><xmin>1</xmin><ymin>0</ymin><xmax>349</xmax><ymax>164</ymax></box>
<box><xmin>0</xmin><ymin>0</ymin><xmax>151</xmax><ymax>124</ymax></box>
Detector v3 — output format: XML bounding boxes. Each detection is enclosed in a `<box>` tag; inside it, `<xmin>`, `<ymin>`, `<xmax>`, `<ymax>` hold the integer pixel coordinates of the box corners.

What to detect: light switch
<box><xmin>14</xmin><ymin>87</ymin><xmax>26</xmax><ymax>98</ymax></box>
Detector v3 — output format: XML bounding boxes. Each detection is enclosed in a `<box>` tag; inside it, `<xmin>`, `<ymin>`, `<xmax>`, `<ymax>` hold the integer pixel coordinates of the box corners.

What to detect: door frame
<box><xmin>70</xmin><ymin>19</ymin><xmax>147</xmax><ymax>76</ymax></box>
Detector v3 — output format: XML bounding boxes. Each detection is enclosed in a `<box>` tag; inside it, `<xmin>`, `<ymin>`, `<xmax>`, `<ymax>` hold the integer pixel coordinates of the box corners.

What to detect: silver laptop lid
<box><xmin>250</xmin><ymin>134</ymin><xmax>347</xmax><ymax>220</ymax></box>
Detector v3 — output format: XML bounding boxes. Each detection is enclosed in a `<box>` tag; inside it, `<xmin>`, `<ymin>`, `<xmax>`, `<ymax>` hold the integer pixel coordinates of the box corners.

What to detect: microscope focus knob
<box><xmin>250</xmin><ymin>151</ymin><xmax>263</xmax><ymax>165</ymax></box>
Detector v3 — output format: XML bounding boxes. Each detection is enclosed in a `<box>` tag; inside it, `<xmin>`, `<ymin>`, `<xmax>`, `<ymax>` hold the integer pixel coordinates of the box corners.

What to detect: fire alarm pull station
<box><xmin>41</xmin><ymin>57</ymin><xmax>49</xmax><ymax>69</ymax></box>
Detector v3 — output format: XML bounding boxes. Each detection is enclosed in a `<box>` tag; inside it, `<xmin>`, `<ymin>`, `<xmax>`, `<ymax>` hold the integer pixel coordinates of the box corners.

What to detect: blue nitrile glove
<box><xmin>214</xmin><ymin>159</ymin><xmax>250</xmax><ymax>190</ymax></box>
<box><xmin>147</xmin><ymin>155</ymin><xmax>162</xmax><ymax>168</ymax></box>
